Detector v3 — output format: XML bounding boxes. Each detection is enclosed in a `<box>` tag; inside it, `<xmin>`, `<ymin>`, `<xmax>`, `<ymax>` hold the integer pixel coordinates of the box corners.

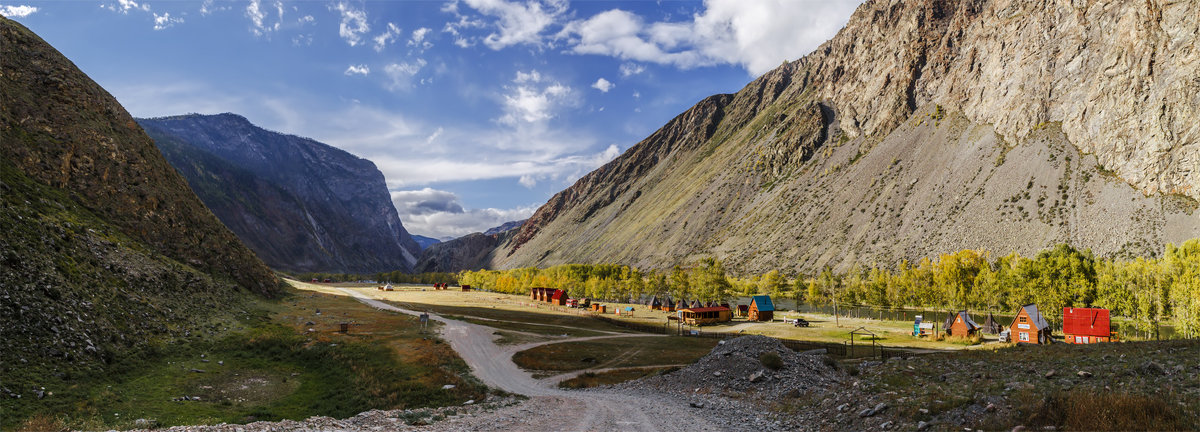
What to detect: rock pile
<box><xmin>635</xmin><ymin>335</ymin><xmax>840</xmax><ymax>396</ymax></box>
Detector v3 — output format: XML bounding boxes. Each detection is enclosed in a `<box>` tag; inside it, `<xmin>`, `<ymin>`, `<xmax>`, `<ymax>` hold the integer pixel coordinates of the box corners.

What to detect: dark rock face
<box><xmin>0</xmin><ymin>16</ymin><xmax>278</xmax><ymax>402</ymax></box>
<box><xmin>138</xmin><ymin>113</ymin><xmax>421</xmax><ymax>274</ymax></box>
<box><xmin>412</xmin><ymin>235</ymin><xmax>442</xmax><ymax>250</ymax></box>
<box><xmin>484</xmin><ymin>219</ymin><xmax>526</xmax><ymax>236</ymax></box>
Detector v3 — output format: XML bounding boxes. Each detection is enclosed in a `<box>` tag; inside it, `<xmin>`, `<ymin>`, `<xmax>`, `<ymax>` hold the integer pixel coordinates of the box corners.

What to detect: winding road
<box><xmin>338</xmin><ymin>289</ymin><xmax>727</xmax><ymax>432</ymax></box>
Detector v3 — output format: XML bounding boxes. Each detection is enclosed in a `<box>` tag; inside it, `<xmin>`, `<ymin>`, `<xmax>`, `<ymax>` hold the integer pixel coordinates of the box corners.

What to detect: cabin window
<box><xmin>1019</xmin><ymin>332</ymin><xmax>1029</xmax><ymax>342</ymax></box>
<box><xmin>1019</xmin><ymin>316</ymin><xmax>1027</xmax><ymax>323</ymax></box>
<box><xmin>1075</xmin><ymin>336</ymin><xmax>1082</xmax><ymax>343</ymax></box>
<box><xmin>1083</xmin><ymin>337</ymin><xmax>1089</xmax><ymax>344</ymax></box>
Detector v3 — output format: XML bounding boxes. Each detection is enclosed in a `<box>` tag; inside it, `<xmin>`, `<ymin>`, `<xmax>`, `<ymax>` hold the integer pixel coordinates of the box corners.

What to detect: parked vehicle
<box><xmin>792</xmin><ymin>318</ymin><xmax>810</xmax><ymax>327</ymax></box>
<box><xmin>998</xmin><ymin>329</ymin><xmax>1011</xmax><ymax>343</ymax></box>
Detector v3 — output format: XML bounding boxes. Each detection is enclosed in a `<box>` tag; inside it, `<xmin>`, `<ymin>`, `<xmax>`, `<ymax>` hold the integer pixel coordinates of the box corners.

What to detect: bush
<box><xmin>760</xmin><ymin>352</ymin><xmax>783</xmax><ymax>370</ymax></box>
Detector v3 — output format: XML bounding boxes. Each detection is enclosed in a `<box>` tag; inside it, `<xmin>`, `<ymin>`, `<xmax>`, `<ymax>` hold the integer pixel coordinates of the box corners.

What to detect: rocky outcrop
<box><xmin>1</xmin><ymin>17</ymin><xmax>278</xmax><ymax>405</ymax></box>
<box><xmin>139</xmin><ymin>114</ymin><xmax>421</xmax><ymax>274</ymax></box>
<box><xmin>492</xmin><ymin>0</ymin><xmax>1199</xmax><ymax>274</ymax></box>
<box><xmin>415</xmin><ymin>231</ymin><xmax>514</xmax><ymax>273</ymax></box>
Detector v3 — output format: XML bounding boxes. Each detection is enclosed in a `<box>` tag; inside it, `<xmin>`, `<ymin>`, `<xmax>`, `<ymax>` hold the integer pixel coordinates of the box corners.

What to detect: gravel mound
<box><xmin>619</xmin><ymin>335</ymin><xmax>842</xmax><ymax>396</ymax></box>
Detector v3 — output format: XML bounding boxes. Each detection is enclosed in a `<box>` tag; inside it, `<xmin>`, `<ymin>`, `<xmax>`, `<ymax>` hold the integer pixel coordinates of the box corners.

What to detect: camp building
<box><xmin>946</xmin><ymin>310</ymin><xmax>980</xmax><ymax>337</ymax></box>
<box><xmin>1010</xmin><ymin>303</ymin><xmax>1052</xmax><ymax>344</ymax></box>
<box><xmin>680</xmin><ymin>306</ymin><xmax>732</xmax><ymax>326</ymax></box>
<box><xmin>748</xmin><ymin>295</ymin><xmax>775</xmax><ymax>321</ymax></box>
<box><xmin>1062</xmin><ymin>307</ymin><xmax>1117</xmax><ymax>343</ymax></box>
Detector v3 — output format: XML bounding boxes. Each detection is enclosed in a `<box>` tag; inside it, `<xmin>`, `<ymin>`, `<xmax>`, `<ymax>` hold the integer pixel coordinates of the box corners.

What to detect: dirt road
<box><xmin>339</xmin><ymin>289</ymin><xmax>728</xmax><ymax>431</ymax></box>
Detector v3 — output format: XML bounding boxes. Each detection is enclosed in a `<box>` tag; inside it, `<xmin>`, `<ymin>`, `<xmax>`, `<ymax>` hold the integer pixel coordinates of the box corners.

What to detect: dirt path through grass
<box><xmin>335</xmin><ymin>288</ymin><xmax>726</xmax><ymax>431</ymax></box>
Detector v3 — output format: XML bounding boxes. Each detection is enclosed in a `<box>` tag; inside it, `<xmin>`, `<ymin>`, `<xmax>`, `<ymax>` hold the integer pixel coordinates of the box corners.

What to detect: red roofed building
<box><xmin>1063</xmin><ymin>307</ymin><xmax>1117</xmax><ymax>344</ymax></box>
<box><xmin>551</xmin><ymin>289</ymin><xmax>568</xmax><ymax>306</ymax></box>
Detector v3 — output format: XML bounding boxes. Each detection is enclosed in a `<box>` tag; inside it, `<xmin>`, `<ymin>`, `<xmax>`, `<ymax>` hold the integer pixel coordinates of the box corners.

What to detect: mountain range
<box><xmin>464</xmin><ymin>0</ymin><xmax>1199</xmax><ymax>275</ymax></box>
<box><xmin>139</xmin><ymin>113</ymin><xmax>421</xmax><ymax>274</ymax></box>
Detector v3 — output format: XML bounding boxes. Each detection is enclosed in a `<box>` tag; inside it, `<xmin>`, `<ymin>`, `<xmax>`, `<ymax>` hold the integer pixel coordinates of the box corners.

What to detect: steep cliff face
<box><xmin>139</xmin><ymin>114</ymin><xmax>421</xmax><ymax>273</ymax></box>
<box><xmin>415</xmin><ymin>232</ymin><xmax>511</xmax><ymax>273</ymax></box>
<box><xmin>1</xmin><ymin>17</ymin><xmax>278</xmax><ymax>403</ymax></box>
<box><xmin>494</xmin><ymin>0</ymin><xmax>1199</xmax><ymax>274</ymax></box>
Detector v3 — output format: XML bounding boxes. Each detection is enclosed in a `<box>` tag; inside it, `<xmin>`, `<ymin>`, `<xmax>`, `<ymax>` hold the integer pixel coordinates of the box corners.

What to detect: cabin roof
<box><xmin>750</xmin><ymin>296</ymin><xmax>775</xmax><ymax>311</ymax></box>
<box><xmin>680</xmin><ymin>307</ymin><xmax>730</xmax><ymax>313</ymax></box>
<box><xmin>1019</xmin><ymin>304</ymin><xmax>1051</xmax><ymax>330</ymax></box>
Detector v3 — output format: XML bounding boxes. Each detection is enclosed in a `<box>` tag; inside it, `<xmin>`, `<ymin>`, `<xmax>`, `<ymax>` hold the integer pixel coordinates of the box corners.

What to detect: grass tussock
<box><xmin>1027</xmin><ymin>391</ymin><xmax>1186</xmax><ymax>431</ymax></box>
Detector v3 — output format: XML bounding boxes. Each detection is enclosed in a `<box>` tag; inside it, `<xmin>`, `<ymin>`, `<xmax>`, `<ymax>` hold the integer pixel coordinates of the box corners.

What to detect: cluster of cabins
<box><xmin>430</xmin><ymin>283</ymin><xmax>471</xmax><ymax>291</ymax></box>
<box><xmin>643</xmin><ymin>295</ymin><xmax>775</xmax><ymax>326</ymax></box>
<box><xmin>925</xmin><ymin>304</ymin><xmax>1118</xmax><ymax>344</ymax></box>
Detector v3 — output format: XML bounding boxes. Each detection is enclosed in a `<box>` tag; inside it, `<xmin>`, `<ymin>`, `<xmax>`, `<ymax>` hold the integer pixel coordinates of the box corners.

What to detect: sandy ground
<box><xmin>335</xmin><ymin>288</ymin><xmax>727</xmax><ymax>432</ymax></box>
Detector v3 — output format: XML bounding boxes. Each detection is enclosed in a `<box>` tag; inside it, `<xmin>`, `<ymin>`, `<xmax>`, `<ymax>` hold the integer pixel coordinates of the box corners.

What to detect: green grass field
<box><xmin>10</xmin><ymin>285</ymin><xmax>488</xmax><ymax>431</ymax></box>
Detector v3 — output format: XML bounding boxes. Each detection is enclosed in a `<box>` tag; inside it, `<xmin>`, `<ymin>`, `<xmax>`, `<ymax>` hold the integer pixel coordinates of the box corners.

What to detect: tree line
<box><xmin>290</xmin><ymin>270</ymin><xmax>458</xmax><ymax>286</ymax></box>
<box><xmin>459</xmin><ymin>240</ymin><xmax>1200</xmax><ymax>338</ymax></box>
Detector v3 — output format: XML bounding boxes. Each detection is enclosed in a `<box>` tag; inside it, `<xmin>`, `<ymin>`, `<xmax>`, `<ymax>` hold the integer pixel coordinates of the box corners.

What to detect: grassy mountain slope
<box><xmin>0</xmin><ymin>16</ymin><xmax>279</xmax><ymax>414</ymax></box>
<box><xmin>494</xmin><ymin>0</ymin><xmax>1199</xmax><ymax>274</ymax></box>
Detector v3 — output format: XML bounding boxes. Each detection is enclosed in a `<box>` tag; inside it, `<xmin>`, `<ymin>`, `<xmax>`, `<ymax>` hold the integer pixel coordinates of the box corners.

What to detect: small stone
<box><xmin>748</xmin><ymin>370</ymin><xmax>765</xmax><ymax>383</ymax></box>
<box><xmin>463</xmin><ymin>399</ymin><xmax>474</xmax><ymax>405</ymax></box>
<box><xmin>713</xmin><ymin>371</ymin><xmax>722</xmax><ymax>377</ymax></box>
<box><xmin>986</xmin><ymin>403</ymin><xmax>996</xmax><ymax>412</ymax></box>
<box><xmin>880</xmin><ymin>421</ymin><xmax>893</xmax><ymax>429</ymax></box>
<box><xmin>689</xmin><ymin>402</ymin><xmax>704</xmax><ymax>408</ymax></box>
<box><xmin>837</xmin><ymin>403</ymin><xmax>850</xmax><ymax>411</ymax></box>
<box><xmin>919</xmin><ymin>408</ymin><xmax>929</xmax><ymax>414</ymax></box>
<box><xmin>442</xmin><ymin>384</ymin><xmax>456</xmax><ymax>390</ymax></box>
<box><xmin>917</xmin><ymin>421</ymin><xmax>930</xmax><ymax>430</ymax></box>
<box><xmin>1076</xmin><ymin>370</ymin><xmax>1092</xmax><ymax>378</ymax></box>
<box><xmin>1012</xmin><ymin>426</ymin><xmax>1027</xmax><ymax>432</ymax></box>
<box><xmin>190</xmin><ymin>369</ymin><xmax>205</xmax><ymax>373</ymax></box>
<box><xmin>1044</xmin><ymin>370</ymin><xmax>1056</xmax><ymax>379</ymax></box>
<box><xmin>218</xmin><ymin>361</ymin><xmax>224</xmax><ymax>366</ymax></box>
<box><xmin>858</xmin><ymin>408</ymin><xmax>874</xmax><ymax>417</ymax></box>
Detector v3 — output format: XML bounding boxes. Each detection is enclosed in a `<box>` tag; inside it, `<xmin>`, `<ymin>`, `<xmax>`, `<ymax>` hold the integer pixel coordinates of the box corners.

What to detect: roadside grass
<box><xmin>12</xmin><ymin>287</ymin><xmax>488</xmax><ymax>431</ymax></box>
<box><xmin>558</xmin><ymin>367</ymin><xmax>674</xmax><ymax>389</ymax></box>
<box><xmin>383</xmin><ymin>300</ymin><xmax>632</xmax><ymax>335</ymax></box>
<box><xmin>512</xmin><ymin>336</ymin><xmax>717</xmax><ymax>372</ymax></box>
<box><xmin>447</xmin><ymin>315</ymin><xmax>607</xmax><ymax>337</ymax></box>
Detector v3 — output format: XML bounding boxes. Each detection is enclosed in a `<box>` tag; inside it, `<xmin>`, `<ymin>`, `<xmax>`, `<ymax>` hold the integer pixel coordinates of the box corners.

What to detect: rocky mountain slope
<box><xmin>414</xmin><ymin>230</ymin><xmax>514</xmax><ymax>273</ymax></box>
<box><xmin>0</xmin><ymin>16</ymin><xmax>278</xmax><ymax>408</ymax></box>
<box><xmin>139</xmin><ymin>114</ymin><xmax>421</xmax><ymax>274</ymax></box>
<box><xmin>489</xmin><ymin>0</ymin><xmax>1199</xmax><ymax>274</ymax></box>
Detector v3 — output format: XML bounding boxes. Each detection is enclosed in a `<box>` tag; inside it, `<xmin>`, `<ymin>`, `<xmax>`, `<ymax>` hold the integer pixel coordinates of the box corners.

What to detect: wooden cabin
<box><xmin>551</xmin><ymin>289</ymin><xmax>568</xmax><ymax>306</ymax></box>
<box><xmin>1062</xmin><ymin>307</ymin><xmax>1117</xmax><ymax>343</ymax></box>
<box><xmin>649</xmin><ymin>296</ymin><xmax>662</xmax><ymax>310</ymax></box>
<box><xmin>461</xmin><ymin>284</ymin><xmax>471</xmax><ymax>292</ymax></box>
<box><xmin>947</xmin><ymin>310</ymin><xmax>980</xmax><ymax>337</ymax></box>
<box><xmin>1010</xmin><ymin>303</ymin><xmax>1052</xmax><ymax>344</ymax></box>
<box><xmin>736</xmin><ymin>304</ymin><xmax>750</xmax><ymax>317</ymax></box>
<box><xmin>680</xmin><ymin>306</ymin><xmax>732</xmax><ymax>326</ymax></box>
<box><xmin>748</xmin><ymin>296</ymin><xmax>775</xmax><ymax>322</ymax></box>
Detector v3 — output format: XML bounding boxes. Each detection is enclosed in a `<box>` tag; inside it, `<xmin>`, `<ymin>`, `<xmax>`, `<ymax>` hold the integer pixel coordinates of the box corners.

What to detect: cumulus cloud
<box><xmin>619</xmin><ymin>62</ymin><xmax>645</xmax><ymax>77</ymax></box>
<box><xmin>373</xmin><ymin>22</ymin><xmax>402</xmax><ymax>52</ymax></box>
<box><xmin>107</xmin><ymin>0</ymin><xmax>149</xmax><ymax>14</ymax></box>
<box><xmin>0</xmin><ymin>4</ymin><xmax>38</xmax><ymax>17</ymax></box>
<box><xmin>559</xmin><ymin>0</ymin><xmax>861</xmax><ymax>76</ymax></box>
<box><xmin>153</xmin><ymin>12</ymin><xmax>183</xmax><ymax>30</ymax></box>
<box><xmin>499</xmin><ymin>70</ymin><xmax>576</xmax><ymax>125</ymax></box>
<box><xmin>246</xmin><ymin>0</ymin><xmax>285</xmax><ymax>36</ymax></box>
<box><xmin>333</xmin><ymin>2</ymin><xmax>369</xmax><ymax>46</ymax></box>
<box><xmin>344</xmin><ymin>64</ymin><xmax>370</xmax><ymax>76</ymax></box>
<box><xmin>392</xmin><ymin>188</ymin><xmax>537</xmax><ymax>239</ymax></box>
<box><xmin>444</xmin><ymin>0</ymin><xmax>568</xmax><ymax>50</ymax></box>
<box><xmin>409</xmin><ymin>27</ymin><xmax>433</xmax><ymax>50</ymax></box>
<box><xmin>384</xmin><ymin>59</ymin><xmax>428</xmax><ymax>91</ymax></box>
<box><xmin>591</xmin><ymin>77</ymin><xmax>614</xmax><ymax>93</ymax></box>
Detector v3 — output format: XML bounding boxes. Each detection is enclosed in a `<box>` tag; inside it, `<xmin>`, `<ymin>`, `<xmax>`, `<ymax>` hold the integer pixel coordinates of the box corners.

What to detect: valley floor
<box><xmin>121</xmin><ymin>283</ymin><xmax>1199</xmax><ymax>432</ymax></box>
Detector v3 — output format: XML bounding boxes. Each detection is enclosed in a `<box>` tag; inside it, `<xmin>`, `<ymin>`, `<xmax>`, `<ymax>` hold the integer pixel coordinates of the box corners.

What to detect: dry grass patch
<box><xmin>513</xmin><ymin>336</ymin><xmax>717</xmax><ymax>372</ymax></box>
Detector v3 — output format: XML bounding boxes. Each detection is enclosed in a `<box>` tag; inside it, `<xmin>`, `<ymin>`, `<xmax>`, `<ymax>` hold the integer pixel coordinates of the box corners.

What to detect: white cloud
<box><xmin>383</xmin><ymin>60</ymin><xmax>428</xmax><ymax>91</ymax></box>
<box><xmin>392</xmin><ymin>188</ymin><xmax>537</xmax><ymax>238</ymax></box>
<box><xmin>246</xmin><ymin>0</ymin><xmax>283</xmax><ymax>36</ymax></box>
<box><xmin>444</xmin><ymin>0</ymin><xmax>568</xmax><ymax>50</ymax></box>
<box><xmin>373</xmin><ymin>22</ymin><xmax>402</xmax><ymax>52</ymax></box>
<box><xmin>499</xmin><ymin>70</ymin><xmax>576</xmax><ymax>125</ymax></box>
<box><xmin>619</xmin><ymin>62</ymin><xmax>645</xmax><ymax>77</ymax></box>
<box><xmin>559</xmin><ymin>0</ymin><xmax>861</xmax><ymax>76</ymax></box>
<box><xmin>591</xmin><ymin>77</ymin><xmax>614</xmax><ymax>93</ymax></box>
<box><xmin>333</xmin><ymin>2</ymin><xmax>370</xmax><ymax>46</ymax></box>
<box><xmin>409</xmin><ymin>27</ymin><xmax>433</xmax><ymax>50</ymax></box>
<box><xmin>426</xmin><ymin>127</ymin><xmax>444</xmax><ymax>144</ymax></box>
<box><xmin>153</xmin><ymin>12</ymin><xmax>183</xmax><ymax>30</ymax></box>
<box><xmin>299</xmin><ymin>15</ymin><xmax>315</xmax><ymax>24</ymax></box>
<box><xmin>632</xmin><ymin>90</ymin><xmax>640</xmax><ymax>98</ymax></box>
<box><xmin>113</xmin><ymin>0</ymin><xmax>149</xmax><ymax>14</ymax></box>
<box><xmin>344</xmin><ymin>64</ymin><xmax>370</xmax><ymax>76</ymax></box>
<box><xmin>0</xmin><ymin>4</ymin><xmax>38</xmax><ymax>17</ymax></box>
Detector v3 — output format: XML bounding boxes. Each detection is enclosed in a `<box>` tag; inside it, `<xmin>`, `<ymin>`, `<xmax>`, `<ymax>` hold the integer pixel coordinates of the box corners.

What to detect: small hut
<box><xmin>981</xmin><ymin>312</ymin><xmax>1002</xmax><ymax>334</ymax></box>
<box><xmin>947</xmin><ymin>310</ymin><xmax>980</xmax><ymax>337</ymax></box>
<box><xmin>748</xmin><ymin>296</ymin><xmax>775</xmax><ymax>321</ymax></box>
<box><xmin>1010</xmin><ymin>303</ymin><xmax>1052</xmax><ymax>344</ymax></box>
<box><xmin>736</xmin><ymin>304</ymin><xmax>749</xmax><ymax>317</ymax></box>
<box><xmin>650</xmin><ymin>296</ymin><xmax>662</xmax><ymax>310</ymax></box>
<box><xmin>461</xmin><ymin>284</ymin><xmax>472</xmax><ymax>292</ymax></box>
<box><xmin>1063</xmin><ymin>307</ymin><xmax>1117</xmax><ymax>343</ymax></box>
<box><xmin>551</xmin><ymin>289</ymin><xmax>568</xmax><ymax>306</ymax></box>
<box><xmin>679</xmin><ymin>306</ymin><xmax>732</xmax><ymax>326</ymax></box>
<box><xmin>689</xmin><ymin>300</ymin><xmax>702</xmax><ymax>309</ymax></box>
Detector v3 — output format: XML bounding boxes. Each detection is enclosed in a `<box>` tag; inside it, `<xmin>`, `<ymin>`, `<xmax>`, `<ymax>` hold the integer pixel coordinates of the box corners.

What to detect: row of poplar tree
<box><xmin>459</xmin><ymin>240</ymin><xmax>1200</xmax><ymax>338</ymax></box>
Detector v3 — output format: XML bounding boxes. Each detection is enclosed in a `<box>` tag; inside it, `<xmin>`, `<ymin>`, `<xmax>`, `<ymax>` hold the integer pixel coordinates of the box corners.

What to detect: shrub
<box><xmin>759</xmin><ymin>352</ymin><xmax>784</xmax><ymax>370</ymax></box>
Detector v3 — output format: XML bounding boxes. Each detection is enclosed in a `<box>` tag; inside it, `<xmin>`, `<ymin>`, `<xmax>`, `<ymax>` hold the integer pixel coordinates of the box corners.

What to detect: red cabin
<box><xmin>1063</xmin><ymin>307</ymin><xmax>1117</xmax><ymax>344</ymax></box>
<box><xmin>461</xmin><ymin>284</ymin><xmax>471</xmax><ymax>292</ymax></box>
<box><xmin>551</xmin><ymin>289</ymin><xmax>568</xmax><ymax>306</ymax></box>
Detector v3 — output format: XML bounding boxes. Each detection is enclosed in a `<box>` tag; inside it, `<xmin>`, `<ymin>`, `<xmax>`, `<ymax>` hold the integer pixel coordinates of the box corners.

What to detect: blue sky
<box><xmin>2</xmin><ymin>0</ymin><xmax>861</xmax><ymax>239</ymax></box>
